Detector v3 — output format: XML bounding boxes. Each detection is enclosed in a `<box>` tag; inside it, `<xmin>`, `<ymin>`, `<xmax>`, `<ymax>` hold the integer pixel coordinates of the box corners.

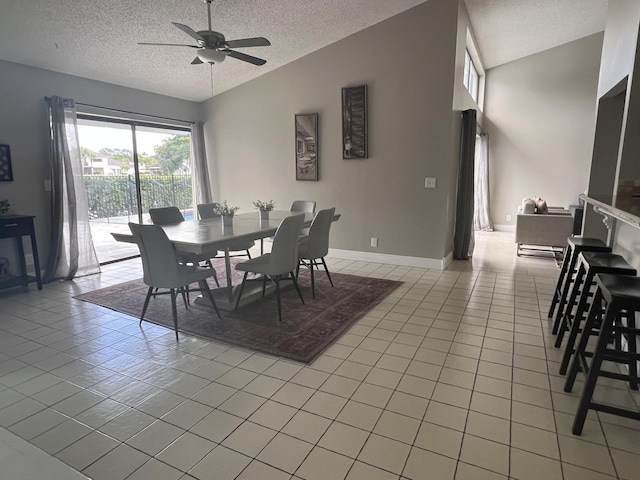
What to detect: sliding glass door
<box><xmin>77</xmin><ymin>116</ymin><xmax>192</xmax><ymax>264</ymax></box>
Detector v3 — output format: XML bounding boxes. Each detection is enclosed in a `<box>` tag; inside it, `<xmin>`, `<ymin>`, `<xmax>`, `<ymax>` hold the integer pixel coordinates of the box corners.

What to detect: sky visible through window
<box><xmin>77</xmin><ymin>123</ymin><xmax>179</xmax><ymax>156</ymax></box>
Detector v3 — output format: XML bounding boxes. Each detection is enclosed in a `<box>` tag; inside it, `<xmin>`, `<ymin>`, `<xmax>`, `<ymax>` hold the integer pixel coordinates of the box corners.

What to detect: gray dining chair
<box><xmin>290</xmin><ymin>200</ymin><xmax>316</xmax><ymax>213</ymax></box>
<box><xmin>297</xmin><ymin>207</ymin><xmax>335</xmax><ymax>299</ymax></box>
<box><xmin>149</xmin><ymin>206</ymin><xmax>219</xmax><ymax>286</ymax></box>
<box><xmin>290</xmin><ymin>200</ymin><xmax>316</xmax><ymax>237</ymax></box>
<box><xmin>234</xmin><ymin>214</ymin><xmax>305</xmax><ymax>322</ymax></box>
<box><xmin>197</xmin><ymin>202</ymin><xmax>255</xmax><ymax>258</ymax></box>
<box><xmin>129</xmin><ymin>222</ymin><xmax>221</xmax><ymax>340</ymax></box>
<box><xmin>149</xmin><ymin>206</ymin><xmax>185</xmax><ymax>225</ymax></box>
<box><xmin>263</xmin><ymin>200</ymin><xmax>317</xmax><ymax>250</ymax></box>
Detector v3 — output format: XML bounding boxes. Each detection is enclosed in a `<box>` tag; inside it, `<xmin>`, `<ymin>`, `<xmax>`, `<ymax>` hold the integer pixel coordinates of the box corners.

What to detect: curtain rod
<box><xmin>44</xmin><ymin>96</ymin><xmax>195</xmax><ymax>126</ymax></box>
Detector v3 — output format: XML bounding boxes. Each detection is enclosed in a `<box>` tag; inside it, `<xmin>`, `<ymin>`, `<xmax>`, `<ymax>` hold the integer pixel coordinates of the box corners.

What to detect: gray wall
<box><xmin>484</xmin><ymin>34</ymin><xmax>603</xmax><ymax>229</ymax></box>
<box><xmin>1</xmin><ymin>1</ymin><xmax>608</xmax><ymax>276</ymax></box>
<box><xmin>201</xmin><ymin>0</ymin><xmax>462</xmax><ymax>266</ymax></box>
<box><xmin>0</xmin><ymin>60</ymin><xmax>200</xmax><ymax>269</ymax></box>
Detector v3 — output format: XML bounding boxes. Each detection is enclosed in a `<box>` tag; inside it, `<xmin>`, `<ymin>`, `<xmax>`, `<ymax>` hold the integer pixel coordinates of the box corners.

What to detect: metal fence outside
<box><xmin>84</xmin><ymin>175</ymin><xmax>192</xmax><ymax>220</ymax></box>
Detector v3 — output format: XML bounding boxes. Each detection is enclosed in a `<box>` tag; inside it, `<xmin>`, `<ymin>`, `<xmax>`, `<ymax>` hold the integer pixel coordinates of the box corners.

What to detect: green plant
<box><xmin>214</xmin><ymin>200</ymin><xmax>240</xmax><ymax>216</ymax></box>
<box><xmin>0</xmin><ymin>199</ymin><xmax>10</xmax><ymax>214</ymax></box>
<box><xmin>252</xmin><ymin>199</ymin><xmax>275</xmax><ymax>212</ymax></box>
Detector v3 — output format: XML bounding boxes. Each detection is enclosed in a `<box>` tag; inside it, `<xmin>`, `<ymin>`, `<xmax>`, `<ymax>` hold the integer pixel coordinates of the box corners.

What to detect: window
<box><xmin>464</xmin><ymin>49</ymin><xmax>480</xmax><ymax>103</ymax></box>
<box><xmin>77</xmin><ymin>115</ymin><xmax>192</xmax><ymax>264</ymax></box>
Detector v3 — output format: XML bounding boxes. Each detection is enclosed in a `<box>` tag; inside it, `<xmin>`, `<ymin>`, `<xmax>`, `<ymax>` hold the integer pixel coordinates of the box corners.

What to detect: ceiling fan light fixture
<box><xmin>197</xmin><ymin>48</ymin><xmax>226</xmax><ymax>64</ymax></box>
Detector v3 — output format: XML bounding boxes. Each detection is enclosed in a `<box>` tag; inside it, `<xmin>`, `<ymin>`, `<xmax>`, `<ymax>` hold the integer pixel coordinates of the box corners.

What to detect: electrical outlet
<box><xmin>371</xmin><ymin>237</ymin><xmax>378</xmax><ymax>247</ymax></box>
<box><xmin>506</xmin><ymin>214</ymin><xmax>512</xmax><ymax>222</ymax></box>
<box><xmin>44</xmin><ymin>179</ymin><xmax>52</xmax><ymax>192</ymax></box>
<box><xmin>425</xmin><ymin>177</ymin><xmax>436</xmax><ymax>188</ymax></box>
<box><xmin>25</xmin><ymin>254</ymin><xmax>34</xmax><ymax>265</ymax></box>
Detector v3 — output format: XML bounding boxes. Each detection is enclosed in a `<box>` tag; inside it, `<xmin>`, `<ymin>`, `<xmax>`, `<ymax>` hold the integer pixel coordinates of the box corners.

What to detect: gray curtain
<box><xmin>474</xmin><ymin>133</ymin><xmax>494</xmax><ymax>232</ymax></box>
<box><xmin>191</xmin><ymin>122</ymin><xmax>213</xmax><ymax>206</ymax></box>
<box><xmin>453</xmin><ymin>109</ymin><xmax>477</xmax><ymax>260</ymax></box>
<box><xmin>43</xmin><ymin>96</ymin><xmax>100</xmax><ymax>282</ymax></box>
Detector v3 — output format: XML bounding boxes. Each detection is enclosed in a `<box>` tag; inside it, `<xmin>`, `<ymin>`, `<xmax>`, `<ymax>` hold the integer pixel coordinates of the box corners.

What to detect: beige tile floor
<box><xmin>1</xmin><ymin>231</ymin><xmax>640</xmax><ymax>479</ymax></box>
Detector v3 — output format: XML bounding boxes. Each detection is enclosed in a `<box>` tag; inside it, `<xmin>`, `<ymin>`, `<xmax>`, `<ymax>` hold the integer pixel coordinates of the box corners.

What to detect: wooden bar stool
<box><xmin>549</xmin><ymin>237</ymin><xmax>610</xmax><ymax>334</ymax></box>
<box><xmin>564</xmin><ymin>273</ymin><xmax>640</xmax><ymax>435</ymax></box>
<box><xmin>555</xmin><ymin>252</ymin><xmax>636</xmax><ymax>374</ymax></box>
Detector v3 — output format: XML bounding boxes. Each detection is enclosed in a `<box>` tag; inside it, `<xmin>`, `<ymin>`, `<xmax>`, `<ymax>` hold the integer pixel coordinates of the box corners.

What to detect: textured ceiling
<box><xmin>0</xmin><ymin>0</ymin><xmax>609</xmax><ymax>103</ymax></box>
<box><xmin>0</xmin><ymin>0</ymin><xmax>425</xmax><ymax>102</ymax></box>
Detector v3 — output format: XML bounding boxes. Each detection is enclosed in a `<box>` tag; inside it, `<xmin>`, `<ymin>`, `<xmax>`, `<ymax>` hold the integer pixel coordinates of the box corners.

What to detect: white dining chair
<box><xmin>234</xmin><ymin>214</ymin><xmax>305</xmax><ymax>322</ymax></box>
<box><xmin>197</xmin><ymin>202</ymin><xmax>255</xmax><ymax>258</ymax></box>
<box><xmin>297</xmin><ymin>207</ymin><xmax>335</xmax><ymax>299</ymax></box>
<box><xmin>129</xmin><ymin>222</ymin><xmax>221</xmax><ymax>340</ymax></box>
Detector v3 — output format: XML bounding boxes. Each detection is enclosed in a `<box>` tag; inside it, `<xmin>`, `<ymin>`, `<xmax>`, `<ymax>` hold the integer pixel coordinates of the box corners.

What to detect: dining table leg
<box><xmin>223</xmin><ymin>247</ymin><xmax>234</xmax><ymax>302</ymax></box>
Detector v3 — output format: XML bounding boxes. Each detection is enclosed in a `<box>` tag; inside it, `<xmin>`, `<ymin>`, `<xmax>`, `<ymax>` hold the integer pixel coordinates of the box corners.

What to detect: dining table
<box><xmin>112</xmin><ymin>210</ymin><xmax>339</xmax><ymax>310</ymax></box>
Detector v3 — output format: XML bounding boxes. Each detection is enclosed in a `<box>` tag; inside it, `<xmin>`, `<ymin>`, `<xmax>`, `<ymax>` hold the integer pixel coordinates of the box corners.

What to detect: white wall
<box><xmin>484</xmin><ymin>34</ymin><xmax>603</xmax><ymax>229</ymax></box>
<box><xmin>0</xmin><ymin>60</ymin><xmax>200</xmax><ymax>270</ymax></box>
<box><xmin>201</xmin><ymin>0</ymin><xmax>462</xmax><ymax>265</ymax></box>
<box><xmin>588</xmin><ymin>1</ymin><xmax>640</xmax><ymax>274</ymax></box>
<box><xmin>597</xmin><ymin>0</ymin><xmax>640</xmax><ymax>98</ymax></box>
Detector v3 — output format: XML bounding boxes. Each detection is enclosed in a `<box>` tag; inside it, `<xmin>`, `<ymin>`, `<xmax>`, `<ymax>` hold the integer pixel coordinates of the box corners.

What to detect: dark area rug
<box><xmin>75</xmin><ymin>261</ymin><xmax>402</xmax><ymax>363</ymax></box>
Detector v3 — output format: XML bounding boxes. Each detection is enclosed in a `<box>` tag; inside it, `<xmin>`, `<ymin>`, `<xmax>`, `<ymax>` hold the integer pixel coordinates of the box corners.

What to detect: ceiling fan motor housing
<box><xmin>198</xmin><ymin>31</ymin><xmax>227</xmax><ymax>48</ymax></box>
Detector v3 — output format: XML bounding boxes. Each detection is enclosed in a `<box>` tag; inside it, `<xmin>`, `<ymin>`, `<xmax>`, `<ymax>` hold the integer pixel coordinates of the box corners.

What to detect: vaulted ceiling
<box><xmin>464</xmin><ymin>0</ymin><xmax>608</xmax><ymax>69</ymax></box>
<box><xmin>0</xmin><ymin>0</ymin><xmax>608</xmax><ymax>102</ymax></box>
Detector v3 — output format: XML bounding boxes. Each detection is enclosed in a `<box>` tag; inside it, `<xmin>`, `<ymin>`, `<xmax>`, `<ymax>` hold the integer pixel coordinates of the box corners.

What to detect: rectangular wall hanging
<box><xmin>342</xmin><ymin>85</ymin><xmax>368</xmax><ymax>159</ymax></box>
<box><xmin>0</xmin><ymin>145</ymin><xmax>13</xmax><ymax>181</ymax></box>
<box><xmin>295</xmin><ymin>113</ymin><xmax>319</xmax><ymax>181</ymax></box>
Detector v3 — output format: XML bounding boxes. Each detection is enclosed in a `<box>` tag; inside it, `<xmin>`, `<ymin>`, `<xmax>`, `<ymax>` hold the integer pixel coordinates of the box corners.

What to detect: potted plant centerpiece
<box><xmin>253</xmin><ymin>200</ymin><xmax>275</xmax><ymax>220</ymax></box>
<box><xmin>214</xmin><ymin>200</ymin><xmax>239</xmax><ymax>226</ymax></box>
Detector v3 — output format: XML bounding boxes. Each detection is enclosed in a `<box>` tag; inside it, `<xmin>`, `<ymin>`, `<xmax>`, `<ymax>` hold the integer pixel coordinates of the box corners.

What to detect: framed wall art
<box><xmin>342</xmin><ymin>85</ymin><xmax>368</xmax><ymax>159</ymax></box>
<box><xmin>295</xmin><ymin>113</ymin><xmax>319</xmax><ymax>181</ymax></box>
<box><xmin>0</xmin><ymin>145</ymin><xmax>13</xmax><ymax>181</ymax></box>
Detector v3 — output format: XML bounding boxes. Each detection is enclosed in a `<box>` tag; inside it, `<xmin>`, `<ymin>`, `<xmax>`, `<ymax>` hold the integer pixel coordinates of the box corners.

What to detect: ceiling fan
<box><xmin>139</xmin><ymin>0</ymin><xmax>270</xmax><ymax>66</ymax></box>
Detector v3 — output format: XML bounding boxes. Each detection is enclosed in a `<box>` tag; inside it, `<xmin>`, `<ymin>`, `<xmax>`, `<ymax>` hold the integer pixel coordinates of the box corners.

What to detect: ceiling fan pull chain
<box><xmin>214</xmin><ymin>63</ymin><xmax>219</xmax><ymax>97</ymax></box>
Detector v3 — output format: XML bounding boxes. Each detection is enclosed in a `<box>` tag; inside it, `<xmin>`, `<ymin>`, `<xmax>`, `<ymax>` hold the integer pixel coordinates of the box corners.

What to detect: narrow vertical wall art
<box><xmin>0</xmin><ymin>145</ymin><xmax>13</xmax><ymax>181</ymax></box>
<box><xmin>342</xmin><ymin>85</ymin><xmax>368</xmax><ymax>159</ymax></box>
<box><xmin>295</xmin><ymin>113</ymin><xmax>319</xmax><ymax>181</ymax></box>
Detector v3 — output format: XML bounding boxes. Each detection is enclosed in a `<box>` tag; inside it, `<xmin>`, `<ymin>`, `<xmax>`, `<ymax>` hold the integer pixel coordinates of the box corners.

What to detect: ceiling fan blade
<box><xmin>191</xmin><ymin>57</ymin><xmax>204</xmax><ymax>65</ymax></box>
<box><xmin>172</xmin><ymin>22</ymin><xmax>206</xmax><ymax>43</ymax></box>
<box><xmin>225</xmin><ymin>37</ymin><xmax>271</xmax><ymax>48</ymax></box>
<box><xmin>225</xmin><ymin>49</ymin><xmax>267</xmax><ymax>66</ymax></box>
<box><xmin>138</xmin><ymin>42</ymin><xmax>199</xmax><ymax>48</ymax></box>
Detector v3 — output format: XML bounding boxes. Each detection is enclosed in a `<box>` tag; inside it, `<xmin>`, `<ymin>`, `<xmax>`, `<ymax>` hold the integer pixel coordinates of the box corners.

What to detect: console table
<box><xmin>0</xmin><ymin>215</ymin><xmax>42</xmax><ymax>290</ymax></box>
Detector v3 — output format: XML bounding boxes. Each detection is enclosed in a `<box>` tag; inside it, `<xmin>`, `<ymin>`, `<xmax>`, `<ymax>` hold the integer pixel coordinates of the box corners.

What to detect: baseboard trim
<box><xmin>328</xmin><ymin>248</ymin><xmax>446</xmax><ymax>270</ymax></box>
<box><xmin>443</xmin><ymin>251</ymin><xmax>454</xmax><ymax>269</ymax></box>
<box><xmin>493</xmin><ymin>224</ymin><xmax>515</xmax><ymax>232</ymax></box>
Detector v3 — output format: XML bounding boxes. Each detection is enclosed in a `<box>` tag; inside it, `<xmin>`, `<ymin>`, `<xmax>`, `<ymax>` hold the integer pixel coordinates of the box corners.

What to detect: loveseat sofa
<box><xmin>515</xmin><ymin>197</ymin><xmax>576</xmax><ymax>256</ymax></box>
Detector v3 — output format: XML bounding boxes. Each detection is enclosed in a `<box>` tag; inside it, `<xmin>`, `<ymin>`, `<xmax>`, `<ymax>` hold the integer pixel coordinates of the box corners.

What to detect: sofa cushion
<box><xmin>521</xmin><ymin>197</ymin><xmax>536</xmax><ymax>214</ymax></box>
<box><xmin>535</xmin><ymin>197</ymin><xmax>548</xmax><ymax>214</ymax></box>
